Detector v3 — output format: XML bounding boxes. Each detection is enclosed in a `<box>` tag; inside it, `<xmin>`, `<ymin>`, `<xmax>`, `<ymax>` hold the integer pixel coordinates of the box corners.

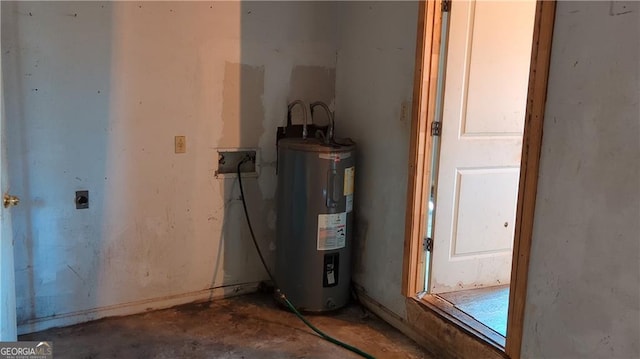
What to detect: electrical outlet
<box><xmin>76</xmin><ymin>190</ymin><xmax>89</xmax><ymax>209</ymax></box>
<box><xmin>175</xmin><ymin>136</ymin><xmax>186</xmax><ymax>153</ymax></box>
<box><xmin>400</xmin><ymin>101</ymin><xmax>410</xmax><ymax>123</ymax></box>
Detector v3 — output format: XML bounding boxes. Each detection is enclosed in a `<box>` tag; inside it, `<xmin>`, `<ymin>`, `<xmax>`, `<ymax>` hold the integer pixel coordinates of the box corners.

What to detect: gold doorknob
<box><xmin>3</xmin><ymin>194</ymin><xmax>20</xmax><ymax>208</ymax></box>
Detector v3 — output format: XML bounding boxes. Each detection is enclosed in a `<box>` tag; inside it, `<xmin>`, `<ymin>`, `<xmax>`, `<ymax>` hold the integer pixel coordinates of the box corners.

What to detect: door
<box><xmin>0</xmin><ymin>43</ymin><xmax>18</xmax><ymax>340</ymax></box>
<box><xmin>430</xmin><ymin>0</ymin><xmax>536</xmax><ymax>293</ymax></box>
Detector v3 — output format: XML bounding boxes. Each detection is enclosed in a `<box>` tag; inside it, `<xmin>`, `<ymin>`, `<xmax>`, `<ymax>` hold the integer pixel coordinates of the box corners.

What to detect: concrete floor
<box><xmin>21</xmin><ymin>293</ymin><xmax>432</xmax><ymax>359</ymax></box>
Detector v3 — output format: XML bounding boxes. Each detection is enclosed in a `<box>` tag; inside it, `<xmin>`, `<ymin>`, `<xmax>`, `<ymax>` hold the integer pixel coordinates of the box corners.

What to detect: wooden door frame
<box><xmin>402</xmin><ymin>1</ymin><xmax>556</xmax><ymax>358</ymax></box>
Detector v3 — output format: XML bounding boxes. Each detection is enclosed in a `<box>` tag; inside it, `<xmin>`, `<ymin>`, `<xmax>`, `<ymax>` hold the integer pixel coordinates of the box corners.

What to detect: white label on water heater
<box><xmin>346</xmin><ymin>194</ymin><xmax>353</xmax><ymax>213</ymax></box>
<box><xmin>327</xmin><ymin>270</ymin><xmax>336</xmax><ymax>285</ymax></box>
<box><xmin>317</xmin><ymin>212</ymin><xmax>347</xmax><ymax>251</ymax></box>
<box><xmin>344</xmin><ymin>167</ymin><xmax>355</xmax><ymax>195</ymax></box>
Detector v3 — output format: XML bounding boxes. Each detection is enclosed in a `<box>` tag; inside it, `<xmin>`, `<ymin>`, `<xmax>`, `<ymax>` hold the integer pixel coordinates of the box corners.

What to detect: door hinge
<box><xmin>423</xmin><ymin>237</ymin><xmax>433</xmax><ymax>252</ymax></box>
<box><xmin>441</xmin><ymin>0</ymin><xmax>451</xmax><ymax>13</ymax></box>
<box><xmin>431</xmin><ymin>122</ymin><xmax>442</xmax><ymax>136</ymax></box>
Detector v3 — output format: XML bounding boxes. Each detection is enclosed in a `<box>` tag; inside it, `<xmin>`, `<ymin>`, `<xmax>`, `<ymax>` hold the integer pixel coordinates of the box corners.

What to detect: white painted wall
<box><xmin>335</xmin><ymin>1</ymin><xmax>419</xmax><ymax>316</ymax></box>
<box><xmin>6</xmin><ymin>1</ymin><xmax>635</xmax><ymax>354</ymax></box>
<box><xmin>2</xmin><ymin>1</ymin><xmax>338</xmax><ymax>333</ymax></box>
<box><xmin>522</xmin><ymin>2</ymin><xmax>640</xmax><ymax>358</ymax></box>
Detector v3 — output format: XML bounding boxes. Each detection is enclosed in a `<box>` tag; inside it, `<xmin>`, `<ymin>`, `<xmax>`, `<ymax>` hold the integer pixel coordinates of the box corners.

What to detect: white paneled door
<box><xmin>0</xmin><ymin>39</ymin><xmax>18</xmax><ymax>340</ymax></box>
<box><xmin>430</xmin><ymin>0</ymin><xmax>536</xmax><ymax>293</ymax></box>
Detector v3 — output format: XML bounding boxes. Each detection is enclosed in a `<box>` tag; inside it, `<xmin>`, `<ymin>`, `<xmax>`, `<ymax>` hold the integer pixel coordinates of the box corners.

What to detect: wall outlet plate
<box><xmin>175</xmin><ymin>136</ymin><xmax>186</xmax><ymax>153</ymax></box>
<box><xmin>215</xmin><ymin>148</ymin><xmax>260</xmax><ymax>179</ymax></box>
<box><xmin>75</xmin><ymin>190</ymin><xmax>89</xmax><ymax>209</ymax></box>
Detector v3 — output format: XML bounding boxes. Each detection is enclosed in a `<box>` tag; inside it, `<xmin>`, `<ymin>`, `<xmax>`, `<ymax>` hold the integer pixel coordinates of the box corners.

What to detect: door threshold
<box><xmin>419</xmin><ymin>294</ymin><xmax>506</xmax><ymax>350</ymax></box>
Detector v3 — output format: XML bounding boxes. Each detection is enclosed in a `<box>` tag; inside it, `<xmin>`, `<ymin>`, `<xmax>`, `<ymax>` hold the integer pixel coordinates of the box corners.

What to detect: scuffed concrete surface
<box><xmin>20</xmin><ymin>293</ymin><xmax>432</xmax><ymax>358</ymax></box>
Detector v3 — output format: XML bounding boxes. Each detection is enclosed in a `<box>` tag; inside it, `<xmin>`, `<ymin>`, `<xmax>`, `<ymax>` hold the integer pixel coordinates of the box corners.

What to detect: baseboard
<box><xmin>353</xmin><ymin>286</ymin><xmax>436</xmax><ymax>357</ymax></box>
<box><xmin>17</xmin><ymin>282</ymin><xmax>261</xmax><ymax>335</ymax></box>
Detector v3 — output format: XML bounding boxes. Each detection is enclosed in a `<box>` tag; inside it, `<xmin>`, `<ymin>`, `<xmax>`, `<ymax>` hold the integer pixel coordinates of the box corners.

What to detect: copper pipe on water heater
<box><xmin>287</xmin><ymin>100</ymin><xmax>309</xmax><ymax>139</ymax></box>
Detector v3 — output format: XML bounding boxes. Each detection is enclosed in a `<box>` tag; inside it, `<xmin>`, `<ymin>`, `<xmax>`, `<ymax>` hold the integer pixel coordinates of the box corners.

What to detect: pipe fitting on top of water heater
<box><xmin>310</xmin><ymin>101</ymin><xmax>334</xmax><ymax>144</ymax></box>
<box><xmin>287</xmin><ymin>100</ymin><xmax>309</xmax><ymax>139</ymax></box>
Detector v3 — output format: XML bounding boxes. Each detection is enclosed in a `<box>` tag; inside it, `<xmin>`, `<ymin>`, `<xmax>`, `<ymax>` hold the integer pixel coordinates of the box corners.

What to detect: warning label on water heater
<box><xmin>317</xmin><ymin>212</ymin><xmax>347</xmax><ymax>251</ymax></box>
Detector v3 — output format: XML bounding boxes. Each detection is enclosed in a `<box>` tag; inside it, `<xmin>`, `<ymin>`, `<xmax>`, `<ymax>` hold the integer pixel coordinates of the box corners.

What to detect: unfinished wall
<box><xmin>2</xmin><ymin>1</ymin><xmax>338</xmax><ymax>333</ymax></box>
<box><xmin>522</xmin><ymin>2</ymin><xmax>640</xmax><ymax>358</ymax></box>
<box><xmin>335</xmin><ymin>1</ymin><xmax>419</xmax><ymax>316</ymax></box>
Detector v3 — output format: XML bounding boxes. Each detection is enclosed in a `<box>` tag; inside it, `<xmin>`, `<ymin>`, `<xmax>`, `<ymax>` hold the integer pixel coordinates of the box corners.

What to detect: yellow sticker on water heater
<box><xmin>344</xmin><ymin>167</ymin><xmax>355</xmax><ymax>196</ymax></box>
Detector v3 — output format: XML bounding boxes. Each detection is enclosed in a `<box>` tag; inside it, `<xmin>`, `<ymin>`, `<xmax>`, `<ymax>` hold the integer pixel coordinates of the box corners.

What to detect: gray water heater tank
<box><xmin>276</xmin><ymin>137</ymin><xmax>355</xmax><ymax>312</ymax></box>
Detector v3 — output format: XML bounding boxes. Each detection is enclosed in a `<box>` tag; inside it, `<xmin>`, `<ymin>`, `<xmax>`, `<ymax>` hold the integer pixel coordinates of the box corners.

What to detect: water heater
<box><xmin>276</xmin><ymin>130</ymin><xmax>355</xmax><ymax>312</ymax></box>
